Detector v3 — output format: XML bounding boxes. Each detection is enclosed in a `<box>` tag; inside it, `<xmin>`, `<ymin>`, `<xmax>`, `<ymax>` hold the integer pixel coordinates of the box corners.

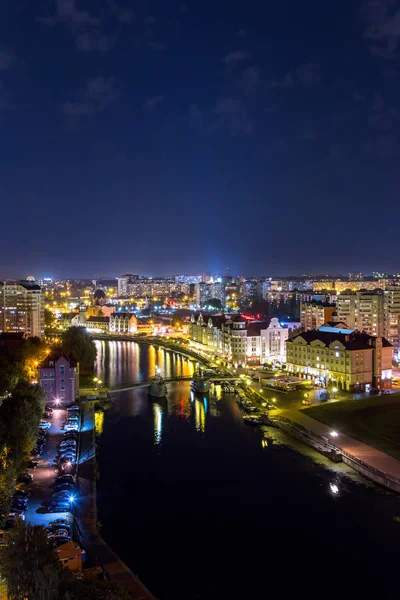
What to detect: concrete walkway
<box><xmin>281</xmin><ymin>408</ymin><xmax>400</xmax><ymax>480</ymax></box>
<box><xmin>25</xmin><ymin>408</ymin><xmax>73</xmax><ymax>528</ymax></box>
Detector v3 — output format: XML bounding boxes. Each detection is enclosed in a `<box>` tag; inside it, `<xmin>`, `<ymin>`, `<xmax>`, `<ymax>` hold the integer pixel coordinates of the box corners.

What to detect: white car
<box><xmin>49</xmin><ymin>518</ymin><xmax>70</xmax><ymax>527</ymax></box>
<box><xmin>64</xmin><ymin>423</ymin><xmax>79</xmax><ymax>431</ymax></box>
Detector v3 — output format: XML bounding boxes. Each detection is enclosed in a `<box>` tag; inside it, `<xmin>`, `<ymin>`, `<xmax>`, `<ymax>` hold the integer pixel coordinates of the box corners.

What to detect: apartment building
<box><xmin>336</xmin><ymin>291</ymin><xmax>384</xmax><ymax>336</ymax></box>
<box><xmin>300</xmin><ymin>301</ymin><xmax>336</xmax><ymax>331</ymax></box>
<box><xmin>384</xmin><ymin>287</ymin><xmax>400</xmax><ymax>359</ymax></box>
<box><xmin>286</xmin><ymin>323</ymin><xmax>392</xmax><ymax>391</ymax></box>
<box><xmin>0</xmin><ymin>280</ymin><xmax>45</xmax><ymax>338</ymax></box>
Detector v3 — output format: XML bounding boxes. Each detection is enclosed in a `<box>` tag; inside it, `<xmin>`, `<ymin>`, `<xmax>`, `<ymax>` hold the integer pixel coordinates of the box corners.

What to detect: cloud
<box><xmin>210</xmin><ymin>97</ymin><xmax>253</xmax><ymax>136</ymax></box>
<box><xmin>0</xmin><ymin>48</ymin><xmax>18</xmax><ymax>70</ymax></box>
<box><xmin>363</xmin><ymin>0</ymin><xmax>400</xmax><ymax>59</ymax></box>
<box><xmin>63</xmin><ymin>76</ymin><xmax>117</xmax><ymax>117</ymax></box>
<box><xmin>144</xmin><ymin>94</ymin><xmax>164</xmax><ymax>110</ymax></box>
<box><xmin>38</xmin><ymin>0</ymin><xmax>129</xmax><ymax>52</ymax></box>
<box><xmin>222</xmin><ymin>50</ymin><xmax>250</xmax><ymax>64</ymax></box>
<box><xmin>269</xmin><ymin>61</ymin><xmax>319</xmax><ymax>88</ymax></box>
<box><xmin>237</xmin><ymin>66</ymin><xmax>261</xmax><ymax>95</ymax></box>
<box><xmin>0</xmin><ymin>81</ymin><xmax>14</xmax><ymax>112</ymax></box>
<box><xmin>189</xmin><ymin>97</ymin><xmax>253</xmax><ymax>136</ymax></box>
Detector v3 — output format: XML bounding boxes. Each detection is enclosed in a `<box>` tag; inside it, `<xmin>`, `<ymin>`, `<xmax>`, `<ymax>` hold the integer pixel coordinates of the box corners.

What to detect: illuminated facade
<box><xmin>0</xmin><ymin>280</ymin><xmax>45</xmax><ymax>338</ymax></box>
<box><xmin>300</xmin><ymin>301</ymin><xmax>336</xmax><ymax>331</ymax></box>
<box><xmin>384</xmin><ymin>287</ymin><xmax>400</xmax><ymax>359</ymax></box>
<box><xmin>39</xmin><ymin>351</ymin><xmax>79</xmax><ymax>405</ymax></box>
<box><xmin>109</xmin><ymin>312</ymin><xmax>138</xmax><ymax>334</ymax></box>
<box><xmin>336</xmin><ymin>291</ymin><xmax>384</xmax><ymax>337</ymax></box>
<box><xmin>286</xmin><ymin>324</ymin><xmax>392</xmax><ymax>391</ymax></box>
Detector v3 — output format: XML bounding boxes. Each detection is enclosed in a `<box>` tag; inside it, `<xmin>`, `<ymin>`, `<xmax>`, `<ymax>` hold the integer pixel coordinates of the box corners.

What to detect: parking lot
<box><xmin>24</xmin><ymin>407</ymin><xmax>73</xmax><ymax>528</ymax></box>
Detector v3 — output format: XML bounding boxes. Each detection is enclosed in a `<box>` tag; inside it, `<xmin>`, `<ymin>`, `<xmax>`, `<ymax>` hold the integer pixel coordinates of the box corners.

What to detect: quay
<box><xmin>75</xmin><ymin>402</ymin><xmax>158</xmax><ymax>599</ymax></box>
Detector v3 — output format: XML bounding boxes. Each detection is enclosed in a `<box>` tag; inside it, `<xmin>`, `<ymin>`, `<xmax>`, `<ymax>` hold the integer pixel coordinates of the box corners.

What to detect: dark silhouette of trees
<box><xmin>61</xmin><ymin>327</ymin><xmax>97</xmax><ymax>372</ymax></box>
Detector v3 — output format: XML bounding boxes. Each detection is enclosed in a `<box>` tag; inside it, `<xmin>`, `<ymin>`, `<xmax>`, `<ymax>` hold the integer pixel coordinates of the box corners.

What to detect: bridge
<box><xmin>90</xmin><ymin>375</ymin><xmax>242</xmax><ymax>395</ymax></box>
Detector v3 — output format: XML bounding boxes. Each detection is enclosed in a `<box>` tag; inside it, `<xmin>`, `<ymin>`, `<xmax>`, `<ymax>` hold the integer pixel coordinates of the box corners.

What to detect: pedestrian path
<box><xmin>283</xmin><ymin>408</ymin><xmax>400</xmax><ymax>480</ymax></box>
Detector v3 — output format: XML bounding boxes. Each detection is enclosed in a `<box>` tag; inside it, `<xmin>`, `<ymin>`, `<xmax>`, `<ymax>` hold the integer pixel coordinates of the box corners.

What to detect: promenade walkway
<box><xmin>279</xmin><ymin>407</ymin><xmax>400</xmax><ymax>482</ymax></box>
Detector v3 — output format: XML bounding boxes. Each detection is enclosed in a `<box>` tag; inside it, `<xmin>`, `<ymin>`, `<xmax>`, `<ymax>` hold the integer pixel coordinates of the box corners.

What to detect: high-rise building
<box><xmin>117</xmin><ymin>277</ymin><xmax>128</xmax><ymax>296</ymax></box>
<box><xmin>336</xmin><ymin>291</ymin><xmax>384</xmax><ymax>337</ymax></box>
<box><xmin>0</xmin><ymin>280</ymin><xmax>45</xmax><ymax>338</ymax></box>
<box><xmin>384</xmin><ymin>287</ymin><xmax>400</xmax><ymax>359</ymax></box>
<box><xmin>300</xmin><ymin>301</ymin><xmax>336</xmax><ymax>330</ymax></box>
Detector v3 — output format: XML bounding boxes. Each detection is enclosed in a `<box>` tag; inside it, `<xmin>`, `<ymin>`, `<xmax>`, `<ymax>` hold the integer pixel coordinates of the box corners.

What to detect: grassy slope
<box><xmin>303</xmin><ymin>392</ymin><xmax>400</xmax><ymax>460</ymax></box>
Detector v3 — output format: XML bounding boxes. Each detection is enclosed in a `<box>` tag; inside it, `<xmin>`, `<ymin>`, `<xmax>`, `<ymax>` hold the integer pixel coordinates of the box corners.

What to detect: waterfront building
<box><xmin>300</xmin><ymin>301</ymin><xmax>336</xmax><ymax>331</ymax></box>
<box><xmin>286</xmin><ymin>323</ymin><xmax>392</xmax><ymax>391</ymax></box>
<box><xmin>0</xmin><ymin>280</ymin><xmax>45</xmax><ymax>338</ymax></box>
<box><xmin>336</xmin><ymin>291</ymin><xmax>384</xmax><ymax>337</ymax></box>
<box><xmin>189</xmin><ymin>313</ymin><xmax>226</xmax><ymax>353</ymax></box>
<box><xmin>39</xmin><ymin>350</ymin><xmax>79</xmax><ymax>404</ymax></box>
<box><xmin>195</xmin><ymin>283</ymin><xmax>214</xmax><ymax>307</ymax></box>
<box><xmin>85</xmin><ymin>315</ymin><xmax>110</xmax><ymax>332</ymax></box>
<box><xmin>58</xmin><ymin>312</ymin><xmax>80</xmax><ymax>330</ymax></box>
<box><xmin>109</xmin><ymin>312</ymin><xmax>137</xmax><ymax>334</ymax></box>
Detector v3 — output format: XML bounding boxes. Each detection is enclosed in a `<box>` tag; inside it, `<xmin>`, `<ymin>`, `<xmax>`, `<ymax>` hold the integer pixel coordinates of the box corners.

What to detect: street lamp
<box><xmin>271</xmin><ymin>397</ymin><xmax>277</xmax><ymax>404</ymax></box>
<box><xmin>330</xmin><ymin>430</ymin><xmax>339</xmax><ymax>438</ymax></box>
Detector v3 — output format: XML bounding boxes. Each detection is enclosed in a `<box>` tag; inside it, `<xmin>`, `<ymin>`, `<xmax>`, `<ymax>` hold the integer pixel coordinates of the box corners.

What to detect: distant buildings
<box><xmin>0</xmin><ymin>280</ymin><xmax>45</xmax><ymax>338</ymax></box>
<box><xmin>189</xmin><ymin>313</ymin><xmax>288</xmax><ymax>366</ymax></box>
<box><xmin>39</xmin><ymin>350</ymin><xmax>79</xmax><ymax>404</ymax></box>
<box><xmin>286</xmin><ymin>323</ymin><xmax>392</xmax><ymax>391</ymax></box>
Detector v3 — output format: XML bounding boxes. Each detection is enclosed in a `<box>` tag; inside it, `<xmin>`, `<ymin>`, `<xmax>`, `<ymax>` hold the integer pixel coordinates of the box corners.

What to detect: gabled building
<box><xmin>189</xmin><ymin>313</ymin><xmax>226</xmax><ymax>353</ymax></box>
<box><xmin>39</xmin><ymin>350</ymin><xmax>79</xmax><ymax>404</ymax></box>
<box><xmin>84</xmin><ymin>315</ymin><xmax>110</xmax><ymax>332</ymax></box>
<box><xmin>58</xmin><ymin>312</ymin><xmax>80</xmax><ymax>330</ymax></box>
<box><xmin>109</xmin><ymin>312</ymin><xmax>137</xmax><ymax>334</ymax></box>
<box><xmin>286</xmin><ymin>323</ymin><xmax>392</xmax><ymax>391</ymax></box>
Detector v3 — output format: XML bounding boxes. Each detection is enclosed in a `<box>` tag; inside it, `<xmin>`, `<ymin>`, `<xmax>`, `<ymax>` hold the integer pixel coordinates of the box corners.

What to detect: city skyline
<box><xmin>1</xmin><ymin>1</ymin><xmax>400</xmax><ymax>277</ymax></box>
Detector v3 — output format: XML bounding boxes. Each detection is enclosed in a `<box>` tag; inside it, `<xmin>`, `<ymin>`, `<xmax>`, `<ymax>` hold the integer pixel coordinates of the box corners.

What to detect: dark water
<box><xmin>96</xmin><ymin>341</ymin><xmax>400</xmax><ymax>600</ymax></box>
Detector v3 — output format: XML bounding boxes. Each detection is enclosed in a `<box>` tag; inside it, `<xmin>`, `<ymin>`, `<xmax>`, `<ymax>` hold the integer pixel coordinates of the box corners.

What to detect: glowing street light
<box><xmin>54</xmin><ymin>398</ymin><xmax>60</xmax><ymax>405</ymax></box>
<box><xmin>271</xmin><ymin>397</ymin><xmax>277</xmax><ymax>404</ymax></box>
<box><xmin>330</xmin><ymin>430</ymin><xmax>339</xmax><ymax>438</ymax></box>
<box><xmin>69</xmin><ymin>495</ymin><xmax>75</xmax><ymax>503</ymax></box>
<box><xmin>329</xmin><ymin>483</ymin><xmax>339</xmax><ymax>495</ymax></box>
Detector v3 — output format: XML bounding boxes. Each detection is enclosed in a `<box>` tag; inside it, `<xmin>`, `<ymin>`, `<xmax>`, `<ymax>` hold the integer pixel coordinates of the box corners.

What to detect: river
<box><xmin>95</xmin><ymin>340</ymin><xmax>400</xmax><ymax>600</ymax></box>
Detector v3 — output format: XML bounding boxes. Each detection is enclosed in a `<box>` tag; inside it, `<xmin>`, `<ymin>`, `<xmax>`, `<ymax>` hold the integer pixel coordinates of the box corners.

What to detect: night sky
<box><xmin>1</xmin><ymin>0</ymin><xmax>400</xmax><ymax>278</ymax></box>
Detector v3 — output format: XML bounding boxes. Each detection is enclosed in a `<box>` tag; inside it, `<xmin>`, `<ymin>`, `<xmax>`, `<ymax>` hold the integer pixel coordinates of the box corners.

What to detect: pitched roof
<box><xmin>39</xmin><ymin>350</ymin><xmax>77</xmax><ymax>368</ymax></box>
<box><xmin>287</xmin><ymin>329</ymin><xmax>392</xmax><ymax>350</ymax></box>
<box><xmin>86</xmin><ymin>316</ymin><xmax>109</xmax><ymax>323</ymax></box>
<box><xmin>247</xmin><ymin>321</ymin><xmax>269</xmax><ymax>336</ymax></box>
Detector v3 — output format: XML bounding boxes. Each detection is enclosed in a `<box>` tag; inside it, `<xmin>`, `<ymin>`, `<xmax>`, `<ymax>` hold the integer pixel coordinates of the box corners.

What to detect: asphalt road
<box><xmin>24</xmin><ymin>408</ymin><xmax>73</xmax><ymax>528</ymax></box>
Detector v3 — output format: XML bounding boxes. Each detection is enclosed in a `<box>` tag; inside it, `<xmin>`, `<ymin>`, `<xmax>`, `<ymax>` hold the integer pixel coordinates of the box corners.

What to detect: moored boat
<box><xmin>148</xmin><ymin>377</ymin><xmax>168</xmax><ymax>399</ymax></box>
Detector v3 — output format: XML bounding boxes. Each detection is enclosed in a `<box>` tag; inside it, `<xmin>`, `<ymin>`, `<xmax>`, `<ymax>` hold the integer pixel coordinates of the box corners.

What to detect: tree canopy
<box><xmin>205</xmin><ymin>298</ymin><xmax>223</xmax><ymax>310</ymax></box>
<box><xmin>61</xmin><ymin>327</ymin><xmax>97</xmax><ymax>372</ymax></box>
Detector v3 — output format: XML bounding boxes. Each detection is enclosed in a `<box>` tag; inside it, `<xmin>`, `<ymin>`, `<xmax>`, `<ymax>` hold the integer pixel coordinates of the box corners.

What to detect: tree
<box><xmin>205</xmin><ymin>298</ymin><xmax>223</xmax><ymax>311</ymax></box>
<box><xmin>44</xmin><ymin>309</ymin><xmax>56</xmax><ymax>329</ymax></box>
<box><xmin>0</xmin><ymin>382</ymin><xmax>46</xmax><ymax>522</ymax></box>
<box><xmin>61</xmin><ymin>327</ymin><xmax>97</xmax><ymax>372</ymax></box>
<box><xmin>0</xmin><ymin>520</ymin><xmax>63</xmax><ymax>600</ymax></box>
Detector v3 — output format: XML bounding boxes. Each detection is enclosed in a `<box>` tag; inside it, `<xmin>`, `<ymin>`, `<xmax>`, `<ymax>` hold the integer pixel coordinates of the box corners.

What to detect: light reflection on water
<box><xmin>95</xmin><ymin>340</ymin><xmax>195</xmax><ymax>387</ymax></box>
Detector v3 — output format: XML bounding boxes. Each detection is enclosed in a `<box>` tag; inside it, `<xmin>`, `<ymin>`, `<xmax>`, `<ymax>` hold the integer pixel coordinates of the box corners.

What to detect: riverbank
<box><xmin>75</xmin><ymin>402</ymin><xmax>158</xmax><ymax>600</ymax></box>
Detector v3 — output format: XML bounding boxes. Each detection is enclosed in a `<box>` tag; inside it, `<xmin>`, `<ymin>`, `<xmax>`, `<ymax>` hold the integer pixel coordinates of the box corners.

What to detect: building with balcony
<box><xmin>39</xmin><ymin>350</ymin><xmax>79</xmax><ymax>405</ymax></box>
<box><xmin>384</xmin><ymin>287</ymin><xmax>400</xmax><ymax>360</ymax></box>
<box><xmin>336</xmin><ymin>291</ymin><xmax>384</xmax><ymax>337</ymax></box>
<box><xmin>109</xmin><ymin>312</ymin><xmax>137</xmax><ymax>334</ymax></box>
<box><xmin>85</xmin><ymin>315</ymin><xmax>110</xmax><ymax>332</ymax></box>
<box><xmin>286</xmin><ymin>323</ymin><xmax>392</xmax><ymax>391</ymax></box>
<box><xmin>0</xmin><ymin>280</ymin><xmax>45</xmax><ymax>338</ymax></box>
<box><xmin>300</xmin><ymin>301</ymin><xmax>336</xmax><ymax>331</ymax></box>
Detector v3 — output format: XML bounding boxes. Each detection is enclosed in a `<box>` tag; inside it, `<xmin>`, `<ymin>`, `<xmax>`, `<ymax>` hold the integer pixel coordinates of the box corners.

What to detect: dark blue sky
<box><xmin>1</xmin><ymin>0</ymin><xmax>400</xmax><ymax>278</ymax></box>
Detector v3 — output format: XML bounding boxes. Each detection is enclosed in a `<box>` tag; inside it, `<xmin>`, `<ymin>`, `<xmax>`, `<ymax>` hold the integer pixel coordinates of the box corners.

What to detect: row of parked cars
<box><xmin>49</xmin><ymin>405</ymin><xmax>80</xmax><ymax>514</ymax></box>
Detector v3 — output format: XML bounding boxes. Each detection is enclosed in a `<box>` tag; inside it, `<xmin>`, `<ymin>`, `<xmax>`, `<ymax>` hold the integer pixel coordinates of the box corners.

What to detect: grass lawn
<box><xmin>304</xmin><ymin>392</ymin><xmax>400</xmax><ymax>461</ymax></box>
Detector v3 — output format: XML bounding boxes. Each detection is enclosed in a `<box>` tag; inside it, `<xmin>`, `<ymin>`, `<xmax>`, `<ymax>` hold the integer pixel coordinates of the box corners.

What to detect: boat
<box><xmin>190</xmin><ymin>374</ymin><xmax>210</xmax><ymax>394</ymax></box>
<box><xmin>148</xmin><ymin>376</ymin><xmax>168</xmax><ymax>399</ymax></box>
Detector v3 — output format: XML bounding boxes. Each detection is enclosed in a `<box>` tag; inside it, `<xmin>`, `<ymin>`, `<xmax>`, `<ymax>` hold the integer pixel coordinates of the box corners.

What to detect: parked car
<box><xmin>48</xmin><ymin>504</ymin><xmax>71</xmax><ymax>513</ymax></box>
<box><xmin>27</xmin><ymin>460</ymin><xmax>39</xmax><ymax>469</ymax></box>
<box><xmin>67</xmin><ymin>405</ymin><xmax>79</xmax><ymax>412</ymax></box>
<box><xmin>50</xmin><ymin>523</ymin><xmax>71</xmax><ymax>534</ymax></box>
<box><xmin>60</xmin><ymin>439</ymin><xmax>77</xmax><ymax>447</ymax></box>
<box><xmin>67</xmin><ymin>415</ymin><xmax>79</xmax><ymax>421</ymax></box>
<box><xmin>64</xmin><ymin>424</ymin><xmax>79</xmax><ymax>432</ymax></box>
<box><xmin>48</xmin><ymin>530</ymin><xmax>69</xmax><ymax>539</ymax></box>
<box><xmin>382</xmin><ymin>389</ymin><xmax>391</xmax><ymax>395</ymax></box>
<box><xmin>17</xmin><ymin>472</ymin><xmax>33</xmax><ymax>483</ymax></box>
<box><xmin>54</xmin><ymin>485</ymin><xmax>75</xmax><ymax>495</ymax></box>
<box><xmin>39</xmin><ymin>421</ymin><xmax>51</xmax><ymax>429</ymax></box>
<box><xmin>56</xmin><ymin>475</ymin><xmax>76</xmax><ymax>484</ymax></box>
<box><xmin>49</xmin><ymin>518</ymin><xmax>70</xmax><ymax>527</ymax></box>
